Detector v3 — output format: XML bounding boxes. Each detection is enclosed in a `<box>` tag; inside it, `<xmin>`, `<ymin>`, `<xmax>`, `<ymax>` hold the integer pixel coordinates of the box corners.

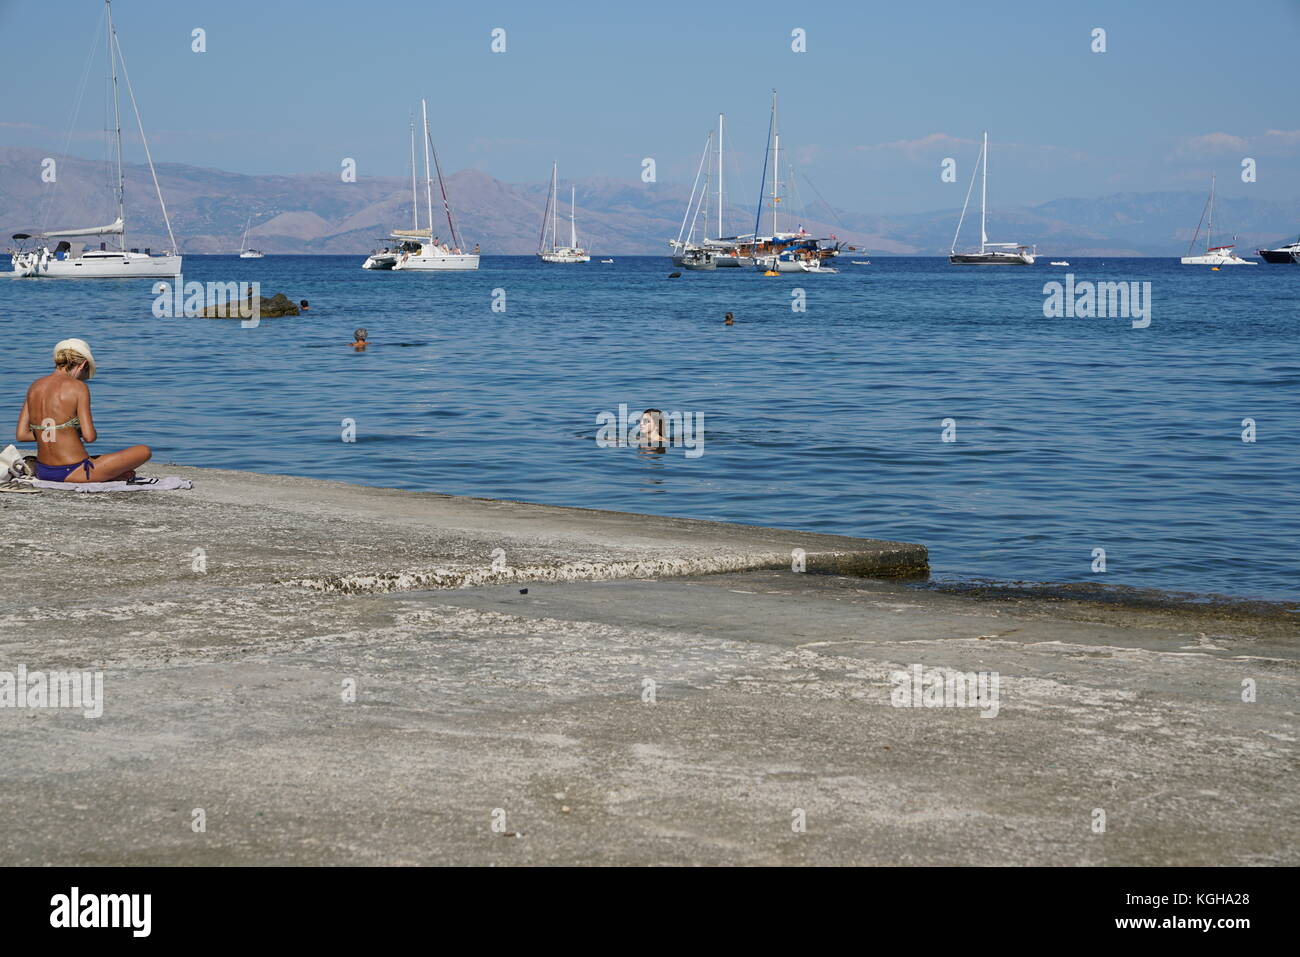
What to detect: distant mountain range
<box><xmin>2</xmin><ymin>146</ymin><xmax>1297</xmax><ymax>257</ymax></box>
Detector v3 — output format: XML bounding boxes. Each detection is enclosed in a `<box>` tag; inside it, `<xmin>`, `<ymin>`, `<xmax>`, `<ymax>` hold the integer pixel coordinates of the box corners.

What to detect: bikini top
<box><xmin>30</xmin><ymin>415</ymin><xmax>80</xmax><ymax>436</ymax></box>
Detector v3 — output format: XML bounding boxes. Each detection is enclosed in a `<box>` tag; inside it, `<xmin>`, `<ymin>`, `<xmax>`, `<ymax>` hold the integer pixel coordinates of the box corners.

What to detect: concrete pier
<box><xmin>1</xmin><ymin>467</ymin><xmax>1295</xmax><ymax>865</ymax></box>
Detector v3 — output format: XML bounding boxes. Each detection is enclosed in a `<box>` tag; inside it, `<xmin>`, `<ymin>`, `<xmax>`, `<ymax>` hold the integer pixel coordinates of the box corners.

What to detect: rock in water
<box><xmin>201</xmin><ymin>292</ymin><xmax>300</xmax><ymax>319</ymax></box>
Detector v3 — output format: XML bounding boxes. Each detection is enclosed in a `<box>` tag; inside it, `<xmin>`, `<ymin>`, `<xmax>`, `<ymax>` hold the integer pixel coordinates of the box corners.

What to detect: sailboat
<box><xmin>1181</xmin><ymin>173</ymin><xmax>1256</xmax><ymax>265</ymax></box>
<box><xmin>10</xmin><ymin>0</ymin><xmax>180</xmax><ymax>278</ymax></box>
<box><xmin>238</xmin><ymin>213</ymin><xmax>265</xmax><ymax>259</ymax></box>
<box><xmin>668</xmin><ymin>115</ymin><xmax>750</xmax><ymax>268</ymax></box>
<box><xmin>949</xmin><ymin>132</ymin><xmax>1035</xmax><ymax>265</ymax></box>
<box><xmin>390</xmin><ymin>99</ymin><xmax>479</xmax><ymax>271</ymax></box>
<box><xmin>538</xmin><ymin>164</ymin><xmax>590</xmax><ymax>263</ymax></box>
<box><xmin>750</xmin><ymin>91</ymin><xmax>840</xmax><ymax>273</ymax></box>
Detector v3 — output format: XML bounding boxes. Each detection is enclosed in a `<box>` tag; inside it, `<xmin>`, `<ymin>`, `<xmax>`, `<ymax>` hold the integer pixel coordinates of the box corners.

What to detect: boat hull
<box><xmin>11</xmin><ymin>250</ymin><xmax>182</xmax><ymax>278</ymax></box>
<box><xmin>949</xmin><ymin>252</ymin><xmax>1035</xmax><ymax>265</ymax></box>
<box><xmin>239</xmin><ymin>251</ymin><xmax>265</xmax><ymax>259</ymax></box>
<box><xmin>1180</xmin><ymin>255</ymin><xmax>1256</xmax><ymax>265</ymax></box>
<box><xmin>392</xmin><ymin>254</ymin><xmax>480</xmax><ymax>271</ymax></box>
<box><xmin>538</xmin><ymin>252</ymin><xmax>590</xmax><ymax>263</ymax></box>
<box><xmin>362</xmin><ymin>254</ymin><xmax>398</xmax><ymax>270</ymax></box>
<box><xmin>1256</xmin><ymin>247</ymin><xmax>1298</xmax><ymax>263</ymax></box>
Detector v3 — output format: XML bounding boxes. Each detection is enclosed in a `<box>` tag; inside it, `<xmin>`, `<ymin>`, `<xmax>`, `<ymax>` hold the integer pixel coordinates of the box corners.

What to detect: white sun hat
<box><xmin>53</xmin><ymin>338</ymin><xmax>96</xmax><ymax>379</ymax></box>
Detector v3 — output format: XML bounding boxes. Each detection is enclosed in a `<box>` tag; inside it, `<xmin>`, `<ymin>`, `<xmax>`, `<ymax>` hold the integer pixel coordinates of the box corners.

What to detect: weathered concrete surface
<box><xmin>0</xmin><ymin>468</ymin><xmax>1295</xmax><ymax>865</ymax></box>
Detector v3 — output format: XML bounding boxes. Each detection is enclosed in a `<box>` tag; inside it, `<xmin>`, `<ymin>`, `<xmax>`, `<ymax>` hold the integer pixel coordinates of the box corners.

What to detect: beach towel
<box><xmin>28</xmin><ymin>475</ymin><xmax>193</xmax><ymax>493</ymax></box>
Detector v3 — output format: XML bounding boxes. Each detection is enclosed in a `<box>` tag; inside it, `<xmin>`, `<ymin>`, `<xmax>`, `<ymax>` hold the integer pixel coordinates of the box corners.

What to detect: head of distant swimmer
<box><xmin>300</xmin><ymin>300</ymin><xmax>309</xmax><ymax>309</ymax></box>
<box><xmin>354</xmin><ymin>328</ymin><xmax>368</xmax><ymax>342</ymax></box>
<box><xmin>54</xmin><ymin>347</ymin><xmax>92</xmax><ymax>380</ymax></box>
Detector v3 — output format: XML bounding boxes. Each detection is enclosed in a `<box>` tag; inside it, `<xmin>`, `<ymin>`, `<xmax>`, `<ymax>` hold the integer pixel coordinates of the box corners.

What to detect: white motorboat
<box><xmin>1181</xmin><ymin>174</ymin><xmax>1256</xmax><ymax>265</ymax></box>
<box><xmin>950</xmin><ymin>132</ymin><xmax>1035</xmax><ymax>265</ymax></box>
<box><xmin>538</xmin><ymin>163</ymin><xmax>590</xmax><ymax>263</ymax></box>
<box><xmin>600</xmin><ymin>258</ymin><xmax>614</xmax><ymax>263</ymax></box>
<box><xmin>238</xmin><ymin>213</ymin><xmax>264</xmax><ymax>258</ymax></box>
<box><xmin>1050</xmin><ymin>261</ymin><xmax>1069</xmax><ymax>266</ymax></box>
<box><xmin>389</xmin><ymin>99</ymin><xmax>479</xmax><ymax>271</ymax></box>
<box><xmin>10</xmin><ymin>1</ymin><xmax>180</xmax><ymax>279</ymax></box>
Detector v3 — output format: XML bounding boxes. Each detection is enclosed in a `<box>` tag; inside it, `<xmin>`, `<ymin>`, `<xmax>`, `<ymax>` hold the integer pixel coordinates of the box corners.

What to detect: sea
<box><xmin>2</xmin><ymin>254</ymin><xmax>1296</xmax><ymax>603</ymax></box>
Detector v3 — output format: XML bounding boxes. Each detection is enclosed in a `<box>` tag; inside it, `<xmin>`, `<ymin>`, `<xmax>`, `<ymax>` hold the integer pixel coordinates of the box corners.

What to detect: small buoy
<box><xmin>1211</xmin><ymin>266</ymin><xmax>1219</xmax><ymax>271</ymax></box>
<box><xmin>763</xmin><ymin>270</ymin><xmax>779</xmax><ymax>277</ymax></box>
<box><xmin>668</xmin><ymin>272</ymin><xmax>681</xmax><ymax>278</ymax></box>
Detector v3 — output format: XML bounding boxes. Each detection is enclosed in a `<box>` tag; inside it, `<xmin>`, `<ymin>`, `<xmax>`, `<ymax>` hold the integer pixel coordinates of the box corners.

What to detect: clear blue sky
<box><xmin>3</xmin><ymin>0</ymin><xmax>1298</xmax><ymax>213</ymax></box>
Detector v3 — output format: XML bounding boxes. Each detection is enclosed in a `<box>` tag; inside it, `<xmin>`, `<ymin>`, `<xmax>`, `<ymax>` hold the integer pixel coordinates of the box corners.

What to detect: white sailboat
<box><xmin>1181</xmin><ymin>173</ymin><xmax>1256</xmax><ymax>265</ymax></box>
<box><xmin>391</xmin><ymin>99</ymin><xmax>479</xmax><ymax>271</ymax></box>
<box><xmin>10</xmin><ymin>0</ymin><xmax>180</xmax><ymax>278</ymax></box>
<box><xmin>238</xmin><ymin>213</ymin><xmax>265</xmax><ymax>259</ymax></box>
<box><xmin>950</xmin><ymin>132</ymin><xmax>1035</xmax><ymax>265</ymax></box>
<box><xmin>538</xmin><ymin>164</ymin><xmax>590</xmax><ymax>263</ymax></box>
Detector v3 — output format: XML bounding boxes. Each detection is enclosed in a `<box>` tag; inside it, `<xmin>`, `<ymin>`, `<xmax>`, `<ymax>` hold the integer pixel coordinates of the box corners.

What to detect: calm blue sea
<box><xmin>2</xmin><ymin>254</ymin><xmax>1297</xmax><ymax>601</ymax></box>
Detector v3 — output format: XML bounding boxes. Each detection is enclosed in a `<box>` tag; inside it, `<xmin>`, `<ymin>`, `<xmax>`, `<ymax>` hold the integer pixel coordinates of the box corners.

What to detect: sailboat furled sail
<box><xmin>949</xmin><ymin>132</ymin><xmax>1035</xmax><ymax>265</ymax></box>
<box><xmin>10</xmin><ymin>0</ymin><xmax>181</xmax><ymax>279</ymax></box>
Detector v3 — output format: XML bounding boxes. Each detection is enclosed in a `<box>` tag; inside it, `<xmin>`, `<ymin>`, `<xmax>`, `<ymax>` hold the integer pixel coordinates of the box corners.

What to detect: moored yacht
<box><xmin>387</xmin><ymin>99</ymin><xmax>479</xmax><ymax>271</ymax></box>
<box><xmin>749</xmin><ymin>93</ymin><xmax>842</xmax><ymax>273</ymax></box>
<box><xmin>1181</xmin><ymin>173</ymin><xmax>1256</xmax><ymax>265</ymax></box>
<box><xmin>1256</xmin><ymin>237</ymin><xmax>1300</xmax><ymax>263</ymax></box>
<box><xmin>949</xmin><ymin>132</ymin><xmax>1035</xmax><ymax>265</ymax></box>
<box><xmin>238</xmin><ymin>213</ymin><xmax>265</xmax><ymax>258</ymax></box>
<box><xmin>10</xmin><ymin>1</ymin><xmax>180</xmax><ymax>279</ymax></box>
<box><xmin>538</xmin><ymin>163</ymin><xmax>590</xmax><ymax>263</ymax></box>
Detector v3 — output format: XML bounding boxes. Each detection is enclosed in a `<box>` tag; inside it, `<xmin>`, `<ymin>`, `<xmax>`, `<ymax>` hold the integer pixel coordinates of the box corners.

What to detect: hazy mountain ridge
<box><xmin>1</xmin><ymin>147</ymin><xmax>1297</xmax><ymax>257</ymax></box>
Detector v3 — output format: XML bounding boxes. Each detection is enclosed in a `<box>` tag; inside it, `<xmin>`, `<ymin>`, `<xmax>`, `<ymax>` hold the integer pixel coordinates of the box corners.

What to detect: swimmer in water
<box><xmin>638</xmin><ymin>408</ymin><xmax>666</xmax><ymax>454</ymax></box>
<box><xmin>300</xmin><ymin>300</ymin><xmax>310</xmax><ymax>312</ymax></box>
<box><xmin>351</xmin><ymin>328</ymin><xmax>368</xmax><ymax>351</ymax></box>
<box><xmin>724</xmin><ymin>312</ymin><xmax>734</xmax><ymax>325</ymax></box>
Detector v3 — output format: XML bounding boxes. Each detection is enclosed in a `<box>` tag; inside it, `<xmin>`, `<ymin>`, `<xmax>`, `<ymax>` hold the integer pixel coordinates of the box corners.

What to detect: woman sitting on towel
<box><xmin>14</xmin><ymin>338</ymin><xmax>151</xmax><ymax>483</ymax></box>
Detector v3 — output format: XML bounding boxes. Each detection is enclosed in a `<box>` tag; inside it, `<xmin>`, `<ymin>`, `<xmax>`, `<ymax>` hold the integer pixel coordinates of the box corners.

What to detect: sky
<box><xmin>2</xmin><ymin>0</ymin><xmax>1298</xmax><ymax>215</ymax></box>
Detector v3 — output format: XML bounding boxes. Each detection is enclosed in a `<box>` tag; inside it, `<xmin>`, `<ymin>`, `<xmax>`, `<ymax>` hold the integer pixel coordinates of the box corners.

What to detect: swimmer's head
<box><xmin>640</xmin><ymin>408</ymin><xmax>664</xmax><ymax>442</ymax></box>
<box><xmin>354</xmin><ymin>328</ymin><xmax>368</xmax><ymax>341</ymax></box>
<box><xmin>300</xmin><ymin>300</ymin><xmax>310</xmax><ymax>310</ymax></box>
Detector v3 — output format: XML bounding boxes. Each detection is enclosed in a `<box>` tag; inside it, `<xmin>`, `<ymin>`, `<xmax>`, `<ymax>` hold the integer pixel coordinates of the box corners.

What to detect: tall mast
<box><xmin>409</xmin><ymin>114</ymin><xmax>418</xmax><ymax>230</ymax></box>
<box><xmin>771</xmin><ymin>93</ymin><xmax>779</xmax><ymax>237</ymax></box>
<box><xmin>421</xmin><ymin>99</ymin><xmax>434</xmax><ymax>248</ymax></box>
<box><xmin>551</xmin><ymin>163</ymin><xmax>558</xmax><ymax>251</ymax></box>
<box><xmin>105</xmin><ymin>0</ymin><xmax>125</xmax><ymax>248</ymax></box>
<box><xmin>570</xmin><ymin>185</ymin><xmax>577</xmax><ymax>249</ymax></box>
<box><xmin>1207</xmin><ymin>172</ymin><xmax>1215</xmax><ymax>252</ymax></box>
<box><xmin>717</xmin><ymin>113</ymin><xmax>724</xmax><ymax>239</ymax></box>
<box><xmin>980</xmin><ymin>131</ymin><xmax>988</xmax><ymax>254</ymax></box>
